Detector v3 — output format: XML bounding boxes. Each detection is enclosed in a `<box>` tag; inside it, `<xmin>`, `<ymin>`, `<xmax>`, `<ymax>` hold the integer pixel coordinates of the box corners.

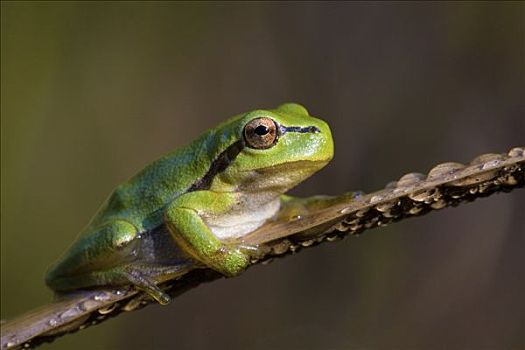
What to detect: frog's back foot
<box><xmin>46</xmin><ymin>262</ymin><xmax>192</xmax><ymax>305</ymax></box>
<box><xmin>123</xmin><ymin>268</ymin><xmax>171</xmax><ymax>305</ymax></box>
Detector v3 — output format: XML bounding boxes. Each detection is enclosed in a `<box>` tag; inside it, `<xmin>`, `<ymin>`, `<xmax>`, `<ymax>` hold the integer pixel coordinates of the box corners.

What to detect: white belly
<box><xmin>205</xmin><ymin>198</ymin><xmax>280</xmax><ymax>240</ymax></box>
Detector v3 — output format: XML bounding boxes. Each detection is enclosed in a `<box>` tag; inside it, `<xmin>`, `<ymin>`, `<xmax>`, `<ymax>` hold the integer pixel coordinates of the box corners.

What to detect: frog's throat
<box><xmin>205</xmin><ymin>198</ymin><xmax>281</xmax><ymax>240</ymax></box>
<box><xmin>188</xmin><ymin>124</ymin><xmax>321</xmax><ymax>192</ymax></box>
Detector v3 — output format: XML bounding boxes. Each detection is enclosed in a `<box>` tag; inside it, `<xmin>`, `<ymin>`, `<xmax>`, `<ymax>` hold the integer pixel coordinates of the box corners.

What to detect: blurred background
<box><xmin>1</xmin><ymin>2</ymin><xmax>524</xmax><ymax>349</ymax></box>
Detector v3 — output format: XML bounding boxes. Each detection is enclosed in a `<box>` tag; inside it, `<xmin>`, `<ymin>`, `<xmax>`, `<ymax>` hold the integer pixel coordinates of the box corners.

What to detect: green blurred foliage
<box><xmin>1</xmin><ymin>2</ymin><xmax>524</xmax><ymax>349</ymax></box>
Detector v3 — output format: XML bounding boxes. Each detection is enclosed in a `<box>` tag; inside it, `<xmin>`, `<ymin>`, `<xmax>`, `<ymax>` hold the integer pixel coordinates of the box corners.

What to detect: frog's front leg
<box><xmin>165</xmin><ymin>191</ymin><xmax>252</xmax><ymax>277</ymax></box>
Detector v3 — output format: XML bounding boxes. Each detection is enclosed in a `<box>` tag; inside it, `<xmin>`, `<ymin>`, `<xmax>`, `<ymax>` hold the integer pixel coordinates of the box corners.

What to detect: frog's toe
<box><xmin>212</xmin><ymin>247</ymin><xmax>250</xmax><ymax>277</ymax></box>
<box><xmin>153</xmin><ymin>291</ymin><xmax>172</xmax><ymax>305</ymax></box>
<box><xmin>124</xmin><ymin>268</ymin><xmax>172</xmax><ymax>305</ymax></box>
<box><xmin>237</xmin><ymin>243</ymin><xmax>259</xmax><ymax>253</ymax></box>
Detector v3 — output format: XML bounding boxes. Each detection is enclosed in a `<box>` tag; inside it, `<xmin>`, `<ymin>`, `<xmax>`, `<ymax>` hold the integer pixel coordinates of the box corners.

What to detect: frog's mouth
<box><xmin>254</xmin><ymin>159</ymin><xmax>329</xmax><ymax>173</ymax></box>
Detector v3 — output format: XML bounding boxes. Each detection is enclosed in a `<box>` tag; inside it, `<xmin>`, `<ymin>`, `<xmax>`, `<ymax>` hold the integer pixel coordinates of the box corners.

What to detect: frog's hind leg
<box><xmin>46</xmin><ymin>219</ymin><xmax>190</xmax><ymax>305</ymax></box>
<box><xmin>49</xmin><ymin>263</ymin><xmax>180</xmax><ymax>305</ymax></box>
<box><xmin>46</xmin><ymin>220</ymin><xmax>140</xmax><ymax>287</ymax></box>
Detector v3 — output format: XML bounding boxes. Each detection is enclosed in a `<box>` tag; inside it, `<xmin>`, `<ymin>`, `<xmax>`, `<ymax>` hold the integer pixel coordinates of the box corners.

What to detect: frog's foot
<box><xmin>208</xmin><ymin>245</ymin><xmax>250</xmax><ymax>278</ymax></box>
<box><xmin>123</xmin><ymin>268</ymin><xmax>171</xmax><ymax>305</ymax></box>
<box><xmin>236</xmin><ymin>243</ymin><xmax>259</xmax><ymax>253</ymax></box>
<box><xmin>236</xmin><ymin>242</ymin><xmax>269</xmax><ymax>260</ymax></box>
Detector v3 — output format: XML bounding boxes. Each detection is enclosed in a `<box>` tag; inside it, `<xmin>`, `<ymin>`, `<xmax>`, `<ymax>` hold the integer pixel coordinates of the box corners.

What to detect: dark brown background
<box><xmin>2</xmin><ymin>2</ymin><xmax>524</xmax><ymax>349</ymax></box>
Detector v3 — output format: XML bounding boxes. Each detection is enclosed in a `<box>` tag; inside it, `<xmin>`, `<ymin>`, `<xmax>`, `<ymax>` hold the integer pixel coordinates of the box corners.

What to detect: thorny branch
<box><xmin>1</xmin><ymin>147</ymin><xmax>524</xmax><ymax>350</ymax></box>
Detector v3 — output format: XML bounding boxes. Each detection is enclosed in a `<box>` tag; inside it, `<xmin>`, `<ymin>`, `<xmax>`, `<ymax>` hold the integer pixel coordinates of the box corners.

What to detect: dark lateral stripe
<box><xmin>279</xmin><ymin>125</ymin><xmax>320</xmax><ymax>134</ymax></box>
<box><xmin>188</xmin><ymin>140</ymin><xmax>244</xmax><ymax>192</ymax></box>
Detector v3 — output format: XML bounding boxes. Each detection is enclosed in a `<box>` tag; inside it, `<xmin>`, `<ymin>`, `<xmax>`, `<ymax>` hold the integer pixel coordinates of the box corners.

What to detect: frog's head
<box><xmin>214</xmin><ymin>103</ymin><xmax>334</xmax><ymax>196</ymax></box>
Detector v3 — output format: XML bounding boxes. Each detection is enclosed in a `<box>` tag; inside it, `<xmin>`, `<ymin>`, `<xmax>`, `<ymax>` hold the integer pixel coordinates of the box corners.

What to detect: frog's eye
<box><xmin>243</xmin><ymin>117</ymin><xmax>278</xmax><ymax>149</ymax></box>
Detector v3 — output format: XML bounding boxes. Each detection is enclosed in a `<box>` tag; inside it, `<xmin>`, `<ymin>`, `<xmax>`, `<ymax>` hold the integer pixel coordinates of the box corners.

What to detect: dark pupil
<box><xmin>254</xmin><ymin>125</ymin><xmax>269</xmax><ymax>136</ymax></box>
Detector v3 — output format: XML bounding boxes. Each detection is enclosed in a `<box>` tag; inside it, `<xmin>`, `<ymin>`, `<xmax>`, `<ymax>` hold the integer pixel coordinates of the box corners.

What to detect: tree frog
<box><xmin>46</xmin><ymin>103</ymin><xmax>334</xmax><ymax>304</ymax></box>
